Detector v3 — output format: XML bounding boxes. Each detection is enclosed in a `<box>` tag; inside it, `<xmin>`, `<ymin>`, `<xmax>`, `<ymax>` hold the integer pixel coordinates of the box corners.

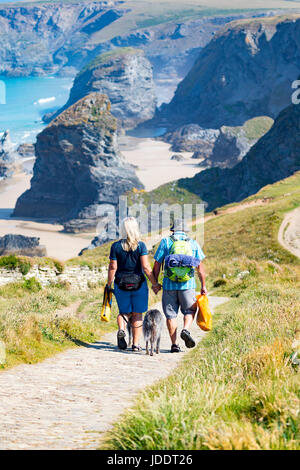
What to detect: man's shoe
<box><xmin>117</xmin><ymin>329</ymin><xmax>127</xmax><ymax>350</ymax></box>
<box><xmin>181</xmin><ymin>329</ymin><xmax>196</xmax><ymax>348</ymax></box>
<box><xmin>171</xmin><ymin>344</ymin><xmax>181</xmax><ymax>353</ymax></box>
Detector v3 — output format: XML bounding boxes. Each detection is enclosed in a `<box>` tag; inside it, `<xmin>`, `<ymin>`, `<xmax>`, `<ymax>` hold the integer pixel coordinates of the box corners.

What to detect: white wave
<box><xmin>34</xmin><ymin>96</ymin><xmax>56</xmax><ymax>105</ymax></box>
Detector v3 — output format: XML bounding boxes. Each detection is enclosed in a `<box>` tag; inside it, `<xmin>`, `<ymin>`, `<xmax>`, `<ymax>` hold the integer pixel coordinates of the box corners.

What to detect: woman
<box><xmin>107</xmin><ymin>217</ymin><xmax>161</xmax><ymax>351</ymax></box>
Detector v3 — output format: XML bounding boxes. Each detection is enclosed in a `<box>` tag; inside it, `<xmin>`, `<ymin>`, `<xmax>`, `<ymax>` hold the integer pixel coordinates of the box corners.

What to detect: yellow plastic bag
<box><xmin>196</xmin><ymin>294</ymin><xmax>212</xmax><ymax>331</ymax></box>
<box><xmin>101</xmin><ymin>285</ymin><xmax>113</xmax><ymax>322</ymax></box>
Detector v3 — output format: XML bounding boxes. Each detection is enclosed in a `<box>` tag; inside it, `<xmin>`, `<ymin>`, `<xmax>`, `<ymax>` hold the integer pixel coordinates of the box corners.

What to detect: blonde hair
<box><xmin>120</xmin><ymin>217</ymin><xmax>141</xmax><ymax>252</ymax></box>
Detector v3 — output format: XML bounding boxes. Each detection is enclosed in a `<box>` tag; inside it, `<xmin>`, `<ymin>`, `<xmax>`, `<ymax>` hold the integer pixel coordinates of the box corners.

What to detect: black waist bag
<box><xmin>116</xmin><ymin>273</ymin><xmax>144</xmax><ymax>291</ymax></box>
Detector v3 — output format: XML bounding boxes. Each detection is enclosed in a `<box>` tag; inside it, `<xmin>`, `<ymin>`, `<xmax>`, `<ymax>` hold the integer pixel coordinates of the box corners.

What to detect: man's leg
<box><xmin>166</xmin><ymin>317</ymin><xmax>177</xmax><ymax>345</ymax></box>
<box><xmin>162</xmin><ymin>290</ymin><xmax>180</xmax><ymax>351</ymax></box>
<box><xmin>179</xmin><ymin>290</ymin><xmax>197</xmax><ymax>348</ymax></box>
<box><xmin>183</xmin><ymin>312</ymin><xmax>196</xmax><ymax>331</ymax></box>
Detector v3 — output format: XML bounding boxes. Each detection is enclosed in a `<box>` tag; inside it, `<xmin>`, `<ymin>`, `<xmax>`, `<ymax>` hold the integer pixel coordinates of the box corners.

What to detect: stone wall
<box><xmin>0</xmin><ymin>264</ymin><xmax>108</xmax><ymax>290</ymax></box>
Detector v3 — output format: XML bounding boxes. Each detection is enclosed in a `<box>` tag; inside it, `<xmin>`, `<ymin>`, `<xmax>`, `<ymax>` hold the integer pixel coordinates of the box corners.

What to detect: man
<box><xmin>153</xmin><ymin>219</ymin><xmax>207</xmax><ymax>353</ymax></box>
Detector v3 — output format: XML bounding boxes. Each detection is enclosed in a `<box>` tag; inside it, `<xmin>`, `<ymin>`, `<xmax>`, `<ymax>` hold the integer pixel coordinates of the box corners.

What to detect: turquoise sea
<box><xmin>0</xmin><ymin>76</ymin><xmax>73</xmax><ymax>144</ymax></box>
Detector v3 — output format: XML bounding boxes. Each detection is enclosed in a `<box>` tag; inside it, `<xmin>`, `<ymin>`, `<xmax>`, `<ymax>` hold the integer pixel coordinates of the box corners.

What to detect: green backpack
<box><xmin>165</xmin><ymin>236</ymin><xmax>194</xmax><ymax>282</ymax></box>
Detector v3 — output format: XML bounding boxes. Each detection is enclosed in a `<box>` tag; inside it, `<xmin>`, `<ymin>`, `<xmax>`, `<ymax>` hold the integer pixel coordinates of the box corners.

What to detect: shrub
<box><xmin>23</xmin><ymin>277</ymin><xmax>42</xmax><ymax>292</ymax></box>
<box><xmin>0</xmin><ymin>255</ymin><xmax>32</xmax><ymax>275</ymax></box>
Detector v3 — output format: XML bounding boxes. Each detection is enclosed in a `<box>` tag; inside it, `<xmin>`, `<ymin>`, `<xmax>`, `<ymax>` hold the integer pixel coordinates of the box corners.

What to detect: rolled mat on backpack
<box><xmin>165</xmin><ymin>254</ymin><xmax>200</xmax><ymax>268</ymax></box>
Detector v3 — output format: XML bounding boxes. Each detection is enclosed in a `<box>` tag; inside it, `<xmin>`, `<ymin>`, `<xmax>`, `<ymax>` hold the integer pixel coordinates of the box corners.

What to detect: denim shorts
<box><xmin>114</xmin><ymin>281</ymin><xmax>149</xmax><ymax>314</ymax></box>
<box><xmin>162</xmin><ymin>289</ymin><xmax>197</xmax><ymax>319</ymax></box>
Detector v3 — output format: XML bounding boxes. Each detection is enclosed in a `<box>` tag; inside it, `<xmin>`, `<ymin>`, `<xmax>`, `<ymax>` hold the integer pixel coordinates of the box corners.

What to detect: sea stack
<box><xmin>13</xmin><ymin>93</ymin><xmax>143</xmax><ymax>232</ymax></box>
<box><xmin>46</xmin><ymin>48</ymin><xmax>157</xmax><ymax>129</ymax></box>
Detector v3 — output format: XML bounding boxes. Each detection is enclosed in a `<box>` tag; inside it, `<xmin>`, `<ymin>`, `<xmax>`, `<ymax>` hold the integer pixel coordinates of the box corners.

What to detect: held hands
<box><xmin>152</xmin><ymin>283</ymin><xmax>162</xmax><ymax>295</ymax></box>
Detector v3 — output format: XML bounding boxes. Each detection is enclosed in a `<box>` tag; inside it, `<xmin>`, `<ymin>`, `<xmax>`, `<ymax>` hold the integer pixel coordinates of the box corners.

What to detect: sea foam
<box><xmin>34</xmin><ymin>97</ymin><xmax>56</xmax><ymax>105</ymax></box>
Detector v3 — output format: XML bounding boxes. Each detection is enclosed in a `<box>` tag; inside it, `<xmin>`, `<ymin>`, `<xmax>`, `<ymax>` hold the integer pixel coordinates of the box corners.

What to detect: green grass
<box><xmin>222</xmin><ymin>116</ymin><xmax>274</xmax><ymax>142</ymax></box>
<box><xmin>103</xmin><ymin>172</ymin><xmax>300</xmax><ymax>450</ymax></box>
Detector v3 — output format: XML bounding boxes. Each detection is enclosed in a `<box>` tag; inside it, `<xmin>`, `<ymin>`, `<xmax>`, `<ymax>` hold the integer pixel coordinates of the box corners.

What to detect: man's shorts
<box><xmin>114</xmin><ymin>281</ymin><xmax>149</xmax><ymax>314</ymax></box>
<box><xmin>162</xmin><ymin>289</ymin><xmax>197</xmax><ymax>319</ymax></box>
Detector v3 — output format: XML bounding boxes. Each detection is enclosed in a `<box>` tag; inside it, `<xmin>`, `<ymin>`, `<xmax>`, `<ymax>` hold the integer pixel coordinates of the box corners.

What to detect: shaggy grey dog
<box><xmin>143</xmin><ymin>309</ymin><xmax>163</xmax><ymax>356</ymax></box>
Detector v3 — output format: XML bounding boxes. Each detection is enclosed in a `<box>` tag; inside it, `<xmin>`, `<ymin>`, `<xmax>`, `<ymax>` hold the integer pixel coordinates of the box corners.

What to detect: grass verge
<box><xmin>0</xmin><ymin>282</ymin><xmax>117</xmax><ymax>370</ymax></box>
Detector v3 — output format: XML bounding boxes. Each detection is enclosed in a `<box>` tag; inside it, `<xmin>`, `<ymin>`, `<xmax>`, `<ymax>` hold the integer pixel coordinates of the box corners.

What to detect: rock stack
<box><xmin>14</xmin><ymin>93</ymin><xmax>143</xmax><ymax>233</ymax></box>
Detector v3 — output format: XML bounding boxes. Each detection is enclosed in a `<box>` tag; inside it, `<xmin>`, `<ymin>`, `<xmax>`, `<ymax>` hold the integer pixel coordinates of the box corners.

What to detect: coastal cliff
<box><xmin>0</xmin><ymin>2</ymin><xmax>126</xmax><ymax>76</ymax></box>
<box><xmin>13</xmin><ymin>93</ymin><xmax>143</xmax><ymax>232</ymax></box>
<box><xmin>158</xmin><ymin>15</ymin><xmax>300</xmax><ymax>128</ymax></box>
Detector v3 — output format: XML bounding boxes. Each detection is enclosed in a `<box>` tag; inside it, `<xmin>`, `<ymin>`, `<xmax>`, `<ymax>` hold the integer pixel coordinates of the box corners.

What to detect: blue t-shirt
<box><xmin>110</xmin><ymin>240</ymin><xmax>148</xmax><ymax>279</ymax></box>
<box><xmin>154</xmin><ymin>231</ymin><xmax>205</xmax><ymax>290</ymax></box>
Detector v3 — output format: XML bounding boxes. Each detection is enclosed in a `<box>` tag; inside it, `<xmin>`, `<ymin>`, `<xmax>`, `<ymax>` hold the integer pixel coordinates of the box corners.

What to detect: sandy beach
<box><xmin>0</xmin><ymin>137</ymin><xmax>201</xmax><ymax>260</ymax></box>
<box><xmin>120</xmin><ymin>136</ymin><xmax>200</xmax><ymax>191</ymax></box>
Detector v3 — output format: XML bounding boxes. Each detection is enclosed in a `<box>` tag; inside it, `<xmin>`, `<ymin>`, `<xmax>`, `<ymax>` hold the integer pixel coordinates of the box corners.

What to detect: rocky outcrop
<box><xmin>158</xmin><ymin>15</ymin><xmax>300</xmax><ymax>128</ymax></box>
<box><xmin>45</xmin><ymin>48</ymin><xmax>157</xmax><ymax>129</ymax></box>
<box><xmin>163</xmin><ymin>124</ymin><xmax>219</xmax><ymax>153</ymax></box>
<box><xmin>164</xmin><ymin>117</ymin><xmax>273</xmax><ymax>169</ymax></box>
<box><xmin>13</xmin><ymin>93</ymin><xmax>143</xmax><ymax>232</ymax></box>
<box><xmin>0</xmin><ymin>234</ymin><xmax>46</xmax><ymax>257</ymax></box>
<box><xmin>17</xmin><ymin>144</ymin><xmax>35</xmax><ymax>158</ymax></box>
<box><xmin>0</xmin><ymin>131</ymin><xmax>16</xmax><ymax>162</ymax></box>
<box><xmin>175</xmin><ymin>101</ymin><xmax>300</xmax><ymax>210</ymax></box>
<box><xmin>0</xmin><ymin>130</ymin><xmax>18</xmax><ymax>178</ymax></box>
<box><xmin>0</xmin><ymin>2</ymin><xmax>126</xmax><ymax>76</ymax></box>
<box><xmin>199</xmin><ymin>117</ymin><xmax>274</xmax><ymax>169</ymax></box>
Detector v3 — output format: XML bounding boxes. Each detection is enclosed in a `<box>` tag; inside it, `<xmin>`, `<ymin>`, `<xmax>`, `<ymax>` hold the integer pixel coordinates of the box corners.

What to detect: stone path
<box><xmin>0</xmin><ymin>296</ymin><xmax>228</xmax><ymax>450</ymax></box>
<box><xmin>278</xmin><ymin>206</ymin><xmax>300</xmax><ymax>259</ymax></box>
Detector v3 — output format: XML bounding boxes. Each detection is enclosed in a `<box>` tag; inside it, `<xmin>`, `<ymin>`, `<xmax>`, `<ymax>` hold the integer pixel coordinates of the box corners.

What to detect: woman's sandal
<box><xmin>132</xmin><ymin>344</ymin><xmax>142</xmax><ymax>352</ymax></box>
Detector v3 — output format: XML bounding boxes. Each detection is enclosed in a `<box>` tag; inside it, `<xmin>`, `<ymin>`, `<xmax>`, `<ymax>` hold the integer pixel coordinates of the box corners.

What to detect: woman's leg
<box><xmin>131</xmin><ymin>312</ymin><xmax>143</xmax><ymax>346</ymax></box>
<box><xmin>117</xmin><ymin>314</ymin><xmax>126</xmax><ymax>331</ymax></box>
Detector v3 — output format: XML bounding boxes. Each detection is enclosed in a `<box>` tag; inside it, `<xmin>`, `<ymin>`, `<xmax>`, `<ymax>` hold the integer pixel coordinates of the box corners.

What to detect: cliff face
<box><xmin>158</xmin><ymin>15</ymin><xmax>300</xmax><ymax>128</ymax></box>
<box><xmin>47</xmin><ymin>48</ymin><xmax>157</xmax><ymax>129</ymax></box>
<box><xmin>0</xmin><ymin>2</ymin><xmax>125</xmax><ymax>76</ymax></box>
<box><xmin>176</xmin><ymin>101</ymin><xmax>300</xmax><ymax>210</ymax></box>
<box><xmin>13</xmin><ymin>93</ymin><xmax>143</xmax><ymax>231</ymax></box>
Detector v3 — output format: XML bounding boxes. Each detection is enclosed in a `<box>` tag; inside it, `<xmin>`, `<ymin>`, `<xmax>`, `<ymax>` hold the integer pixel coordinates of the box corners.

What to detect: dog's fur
<box><xmin>143</xmin><ymin>309</ymin><xmax>163</xmax><ymax>356</ymax></box>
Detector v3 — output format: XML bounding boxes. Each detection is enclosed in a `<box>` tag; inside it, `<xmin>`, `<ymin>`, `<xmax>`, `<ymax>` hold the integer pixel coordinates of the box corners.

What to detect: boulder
<box><xmin>171</xmin><ymin>154</ymin><xmax>185</xmax><ymax>162</ymax></box>
<box><xmin>0</xmin><ymin>234</ymin><xmax>46</xmax><ymax>257</ymax></box>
